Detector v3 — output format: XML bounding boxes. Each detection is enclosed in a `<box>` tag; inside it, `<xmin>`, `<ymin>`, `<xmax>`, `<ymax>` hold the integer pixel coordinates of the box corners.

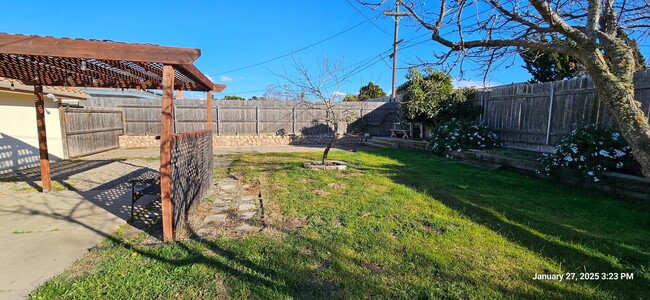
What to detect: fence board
<box><xmin>62</xmin><ymin>108</ymin><xmax>123</xmax><ymax>158</ymax></box>
<box><xmin>476</xmin><ymin>70</ymin><xmax>650</xmax><ymax>151</ymax></box>
<box><xmin>87</xmin><ymin>98</ymin><xmax>399</xmax><ymax>137</ymax></box>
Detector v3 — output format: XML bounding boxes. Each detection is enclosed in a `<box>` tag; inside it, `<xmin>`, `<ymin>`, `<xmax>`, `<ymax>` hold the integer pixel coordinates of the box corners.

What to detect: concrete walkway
<box><xmin>0</xmin><ymin>189</ymin><xmax>135</xmax><ymax>299</ymax></box>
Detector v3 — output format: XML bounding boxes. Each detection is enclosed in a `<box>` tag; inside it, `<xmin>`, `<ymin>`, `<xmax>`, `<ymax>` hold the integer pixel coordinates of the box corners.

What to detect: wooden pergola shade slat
<box><xmin>0</xmin><ymin>33</ymin><xmax>200</xmax><ymax>64</ymax></box>
<box><xmin>0</xmin><ymin>33</ymin><xmax>225</xmax><ymax>241</ymax></box>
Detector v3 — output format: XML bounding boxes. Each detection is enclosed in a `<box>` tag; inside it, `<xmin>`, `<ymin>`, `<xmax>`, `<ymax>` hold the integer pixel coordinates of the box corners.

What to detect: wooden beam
<box><xmin>33</xmin><ymin>85</ymin><xmax>52</xmax><ymax>192</ymax></box>
<box><xmin>176</xmin><ymin>64</ymin><xmax>217</xmax><ymax>91</ymax></box>
<box><xmin>0</xmin><ymin>33</ymin><xmax>201</xmax><ymax>64</ymax></box>
<box><xmin>160</xmin><ymin>64</ymin><xmax>175</xmax><ymax>242</ymax></box>
<box><xmin>213</xmin><ymin>84</ymin><xmax>227</xmax><ymax>92</ymax></box>
<box><xmin>206</xmin><ymin>91</ymin><xmax>213</xmax><ymax>131</ymax></box>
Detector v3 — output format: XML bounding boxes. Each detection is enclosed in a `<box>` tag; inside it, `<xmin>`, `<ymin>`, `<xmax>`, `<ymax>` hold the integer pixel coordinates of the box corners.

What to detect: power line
<box><xmin>211</xmin><ymin>20</ymin><xmax>370</xmax><ymax>76</ymax></box>
<box><xmin>344</xmin><ymin>0</ymin><xmax>391</xmax><ymax>37</ymax></box>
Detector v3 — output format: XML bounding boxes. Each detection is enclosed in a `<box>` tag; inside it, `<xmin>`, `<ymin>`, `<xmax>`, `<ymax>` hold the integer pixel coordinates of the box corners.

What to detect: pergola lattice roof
<box><xmin>0</xmin><ymin>33</ymin><xmax>225</xmax><ymax>92</ymax></box>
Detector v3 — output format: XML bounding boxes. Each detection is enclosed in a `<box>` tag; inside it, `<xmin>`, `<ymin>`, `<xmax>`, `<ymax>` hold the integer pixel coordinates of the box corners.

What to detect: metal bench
<box><xmin>129</xmin><ymin>175</ymin><xmax>160</xmax><ymax>222</ymax></box>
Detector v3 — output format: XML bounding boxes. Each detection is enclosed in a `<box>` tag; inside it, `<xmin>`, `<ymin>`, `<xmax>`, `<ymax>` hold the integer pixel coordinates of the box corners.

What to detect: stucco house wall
<box><xmin>0</xmin><ymin>80</ymin><xmax>89</xmax><ymax>174</ymax></box>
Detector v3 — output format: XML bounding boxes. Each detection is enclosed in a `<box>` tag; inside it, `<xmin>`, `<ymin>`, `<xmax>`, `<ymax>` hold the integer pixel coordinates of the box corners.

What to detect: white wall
<box><xmin>0</xmin><ymin>91</ymin><xmax>65</xmax><ymax>174</ymax></box>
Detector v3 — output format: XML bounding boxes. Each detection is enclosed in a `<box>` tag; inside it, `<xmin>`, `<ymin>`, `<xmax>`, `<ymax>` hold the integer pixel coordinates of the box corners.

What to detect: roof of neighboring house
<box><xmin>79</xmin><ymin>87</ymin><xmax>161</xmax><ymax>99</ymax></box>
<box><xmin>0</xmin><ymin>77</ymin><xmax>90</xmax><ymax>99</ymax></box>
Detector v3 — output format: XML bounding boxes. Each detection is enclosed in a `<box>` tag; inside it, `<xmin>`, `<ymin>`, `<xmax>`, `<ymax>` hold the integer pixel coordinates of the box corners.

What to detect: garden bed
<box><xmin>449</xmin><ymin>149</ymin><xmax>650</xmax><ymax>201</ymax></box>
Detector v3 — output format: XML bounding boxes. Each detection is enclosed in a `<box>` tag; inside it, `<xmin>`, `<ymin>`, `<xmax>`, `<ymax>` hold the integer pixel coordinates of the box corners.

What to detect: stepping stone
<box><xmin>240</xmin><ymin>211</ymin><xmax>256</xmax><ymax>220</ymax></box>
<box><xmin>238</xmin><ymin>203</ymin><xmax>256</xmax><ymax>211</ymax></box>
<box><xmin>235</xmin><ymin>224</ymin><xmax>257</xmax><ymax>232</ymax></box>
<box><xmin>211</xmin><ymin>206</ymin><xmax>230</xmax><ymax>213</ymax></box>
<box><xmin>220</xmin><ymin>184</ymin><xmax>237</xmax><ymax>191</ymax></box>
<box><xmin>197</xmin><ymin>228</ymin><xmax>213</xmax><ymax>236</ymax></box>
<box><xmin>204</xmin><ymin>214</ymin><xmax>227</xmax><ymax>224</ymax></box>
<box><xmin>240</xmin><ymin>195</ymin><xmax>256</xmax><ymax>202</ymax></box>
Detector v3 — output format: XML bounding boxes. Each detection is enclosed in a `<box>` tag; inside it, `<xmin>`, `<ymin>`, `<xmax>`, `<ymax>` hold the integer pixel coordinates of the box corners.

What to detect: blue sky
<box><xmin>2</xmin><ymin>0</ymin><xmax>649</xmax><ymax>99</ymax></box>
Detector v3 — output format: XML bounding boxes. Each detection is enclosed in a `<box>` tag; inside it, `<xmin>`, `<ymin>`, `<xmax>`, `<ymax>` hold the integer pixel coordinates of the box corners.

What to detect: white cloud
<box><xmin>332</xmin><ymin>91</ymin><xmax>347</xmax><ymax>98</ymax></box>
<box><xmin>453</xmin><ymin>79</ymin><xmax>492</xmax><ymax>89</ymax></box>
<box><xmin>220</xmin><ymin>75</ymin><xmax>233</xmax><ymax>82</ymax></box>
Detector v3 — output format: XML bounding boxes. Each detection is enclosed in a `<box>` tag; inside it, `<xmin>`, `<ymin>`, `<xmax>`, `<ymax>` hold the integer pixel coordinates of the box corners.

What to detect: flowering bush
<box><xmin>539</xmin><ymin>124</ymin><xmax>641</xmax><ymax>181</ymax></box>
<box><xmin>429</xmin><ymin>120</ymin><xmax>501</xmax><ymax>156</ymax></box>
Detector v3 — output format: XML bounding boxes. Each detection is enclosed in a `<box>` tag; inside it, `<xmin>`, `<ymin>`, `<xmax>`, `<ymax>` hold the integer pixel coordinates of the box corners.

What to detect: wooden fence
<box><xmin>473</xmin><ymin>70</ymin><xmax>650</xmax><ymax>152</ymax></box>
<box><xmin>61</xmin><ymin>108</ymin><xmax>123</xmax><ymax>158</ymax></box>
<box><xmin>84</xmin><ymin>98</ymin><xmax>399</xmax><ymax>137</ymax></box>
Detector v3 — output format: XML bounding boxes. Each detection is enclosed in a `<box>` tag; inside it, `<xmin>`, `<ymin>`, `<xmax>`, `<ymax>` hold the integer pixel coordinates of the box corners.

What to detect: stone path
<box><xmin>186</xmin><ymin>160</ymin><xmax>263</xmax><ymax>239</ymax></box>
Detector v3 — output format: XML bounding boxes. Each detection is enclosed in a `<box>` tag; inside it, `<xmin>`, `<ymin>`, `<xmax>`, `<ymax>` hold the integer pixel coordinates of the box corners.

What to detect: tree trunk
<box><xmin>322</xmin><ymin>123</ymin><xmax>339</xmax><ymax>165</ymax></box>
<box><xmin>584</xmin><ymin>50</ymin><xmax>650</xmax><ymax>178</ymax></box>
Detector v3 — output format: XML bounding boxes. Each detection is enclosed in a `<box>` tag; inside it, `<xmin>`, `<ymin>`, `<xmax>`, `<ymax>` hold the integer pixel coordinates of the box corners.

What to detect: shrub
<box><xmin>398</xmin><ymin>67</ymin><xmax>481</xmax><ymax>126</ymax></box>
<box><xmin>538</xmin><ymin>124</ymin><xmax>641</xmax><ymax>181</ymax></box>
<box><xmin>429</xmin><ymin>120</ymin><xmax>501</xmax><ymax>156</ymax></box>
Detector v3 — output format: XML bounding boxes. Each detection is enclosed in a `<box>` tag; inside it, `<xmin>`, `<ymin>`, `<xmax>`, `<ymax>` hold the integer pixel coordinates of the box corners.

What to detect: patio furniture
<box><xmin>129</xmin><ymin>175</ymin><xmax>161</xmax><ymax>222</ymax></box>
<box><xmin>390</xmin><ymin>122</ymin><xmax>412</xmax><ymax>139</ymax></box>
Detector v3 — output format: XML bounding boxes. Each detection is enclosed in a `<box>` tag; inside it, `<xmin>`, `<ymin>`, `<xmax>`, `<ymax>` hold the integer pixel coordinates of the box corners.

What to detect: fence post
<box><xmin>172</xmin><ymin>104</ymin><xmax>177</xmax><ymax>134</ymax></box>
<box><xmin>292</xmin><ymin>107</ymin><xmax>296</xmax><ymax>135</ymax></box>
<box><xmin>359</xmin><ymin>107</ymin><xmax>364</xmax><ymax>127</ymax></box>
<box><xmin>216</xmin><ymin>105</ymin><xmax>221</xmax><ymax>136</ymax></box>
<box><xmin>545</xmin><ymin>84</ymin><xmax>555</xmax><ymax>145</ymax></box>
<box><xmin>255</xmin><ymin>106</ymin><xmax>260</xmax><ymax>136</ymax></box>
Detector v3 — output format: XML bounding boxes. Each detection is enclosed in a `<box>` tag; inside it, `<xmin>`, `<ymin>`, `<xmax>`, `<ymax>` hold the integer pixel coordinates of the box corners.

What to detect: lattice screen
<box><xmin>170</xmin><ymin>129</ymin><xmax>213</xmax><ymax>232</ymax></box>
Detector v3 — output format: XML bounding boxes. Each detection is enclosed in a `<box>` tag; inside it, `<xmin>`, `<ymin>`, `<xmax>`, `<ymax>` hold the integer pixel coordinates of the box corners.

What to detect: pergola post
<box><xmin>160</xmin><ymin>64</ymin><xmax>175</xmax><ymax>241</ymax></box>
<box><xmin>206</xmin><ymin>91</ymin><xmax>213</xmax><ymax>131</ymax></box>
<box><xmin>33</xmin><ymin>85</ymin><xmax>52</xmax><ymax>193</ymax></box>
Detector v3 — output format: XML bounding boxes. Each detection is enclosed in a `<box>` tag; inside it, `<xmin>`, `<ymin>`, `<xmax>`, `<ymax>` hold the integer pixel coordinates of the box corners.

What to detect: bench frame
<box><xmin>129</xmin><ymin>176</ymin><xmax>161</xmax><ymax>222</ymax></box>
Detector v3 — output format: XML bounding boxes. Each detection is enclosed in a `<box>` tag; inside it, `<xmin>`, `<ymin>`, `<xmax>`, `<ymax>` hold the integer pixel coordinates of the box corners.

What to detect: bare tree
<box><xmin>361</xmin><ymin>0</ymin><xmax>650</xmax><ymax>177</ymax></box>
<box><xmin>279</xmin><ymin>59</ymin><xmax>350</xmax><ymax>165</ymax></box>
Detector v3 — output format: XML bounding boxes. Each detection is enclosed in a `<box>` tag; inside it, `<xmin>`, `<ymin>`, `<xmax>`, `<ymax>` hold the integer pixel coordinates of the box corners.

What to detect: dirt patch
<box><xmin>313</xmin><ymin>189</ymin><xmax>330</xmax><ymax>196</ymax></box>
<box><xmin>328</xmin><ymin>183</ymin><xmax>345</xmax><ymax>189</ymax></box>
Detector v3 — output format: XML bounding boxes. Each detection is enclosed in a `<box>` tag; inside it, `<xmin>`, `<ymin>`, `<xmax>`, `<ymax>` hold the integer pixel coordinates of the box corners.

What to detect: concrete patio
<box><xmin>0</xmin><ymin>190</ymin><xmax>136</xmax><ymax>299</ymax></box>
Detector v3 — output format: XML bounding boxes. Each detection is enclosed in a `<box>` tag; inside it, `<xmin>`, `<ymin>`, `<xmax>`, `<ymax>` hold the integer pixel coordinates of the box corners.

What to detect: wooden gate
<box><xmin>61</xmin><ymin>108</ymin><xmax>124</xmax><ymax>158</ymax></box>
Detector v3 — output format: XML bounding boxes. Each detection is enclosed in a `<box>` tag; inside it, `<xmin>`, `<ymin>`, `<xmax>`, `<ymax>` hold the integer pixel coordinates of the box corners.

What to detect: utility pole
<box><xmin>384</xmin><ymin>2</ymin><xmax>408</xmax><ymax>103</ymax></box>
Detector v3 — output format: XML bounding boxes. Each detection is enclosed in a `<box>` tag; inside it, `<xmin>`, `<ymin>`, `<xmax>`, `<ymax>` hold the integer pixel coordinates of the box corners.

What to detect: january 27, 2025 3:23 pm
<box><xmin>533</xmin><ymin>272</ymin><xmax>634</xmax><ymax>282</ymax></box>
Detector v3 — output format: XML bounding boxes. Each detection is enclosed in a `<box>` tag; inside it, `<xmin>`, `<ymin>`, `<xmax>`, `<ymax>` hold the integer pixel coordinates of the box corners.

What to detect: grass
<box><xmin>31</xmin><ymin>149</ymin><xmax>650</xmax><ymax>299</ymax></box>
<box><xmin>10</xmin><ymin>181</ymin><xmax>70</xmax><ymax>192</ymax></box>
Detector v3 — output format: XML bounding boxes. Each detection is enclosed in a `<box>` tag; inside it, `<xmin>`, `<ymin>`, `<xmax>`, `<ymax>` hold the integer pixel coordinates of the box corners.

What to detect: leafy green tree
<box><xmin>398</xmin><ymin>67</ymin><xmax>480</xmax><ymax>126</ymax></box>
<box><xmin>343</xmin><ymin>94</ymin><xmax>359</xmax><ymax>102</ymax></box>
<box><xmin>222</xmin><ymin>95</ymin><xmax>245</xmax><ymax>100</ymax></box>
<box><xmin>358</xmin><ymin>81</ymin><xmax>386</xmax><ymax>101</ymax></box>
<box><xmin>520</xmin><ymin>37</ymin><xmax>582</xmax><ymax>83</ymax></box>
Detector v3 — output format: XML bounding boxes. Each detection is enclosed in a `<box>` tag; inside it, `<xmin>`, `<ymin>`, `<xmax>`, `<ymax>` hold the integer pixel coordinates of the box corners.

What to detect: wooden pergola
<box><xmin>0</xmin><ymin>33</ymin><xmax>225</xmax><ymax>241</ymax></box>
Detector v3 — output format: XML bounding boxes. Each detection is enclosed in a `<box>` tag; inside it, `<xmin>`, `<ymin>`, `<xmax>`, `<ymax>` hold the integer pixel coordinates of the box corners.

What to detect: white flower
<box><xmin>612</xmin><ymin>132</ymin><xmax>620</xmax><ymax>140</ymax></box>
<box><xmin>598</xmin><ymin>150</ymin><xmax>610</xmax><ymax>157</ymax></box>
<box><xmin>614</xmin><ymin>150</ymin><xmax>625</xmax><ymax>157</ymax></box>
<box><xmin>564</xmin><ymin>155</ymin><xmax>573</xmax><ymax>162</ymax></box>
<box><xmin>616</xmin><ymin>162</ymin><xmax>624</xmax><ymax>169</ymax></box>
<box><xmin>593</xmin><ymin>177</ymin><xmax>600</xmax><ymax>182</ymax></box>
<box><xmin>587</xmin><ymin>171</ymin><xmax>594</xmax><ymax>176</ymax></box>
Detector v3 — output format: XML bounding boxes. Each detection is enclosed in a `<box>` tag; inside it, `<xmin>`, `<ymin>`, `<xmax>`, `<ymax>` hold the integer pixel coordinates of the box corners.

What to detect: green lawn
<box><xmin>32</xmin><ymin>149</ymin><xmax>650</xmax><ymax>299</ymax></box>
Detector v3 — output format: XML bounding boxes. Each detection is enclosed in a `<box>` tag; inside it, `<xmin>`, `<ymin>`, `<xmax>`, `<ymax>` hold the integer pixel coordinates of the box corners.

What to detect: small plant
<box><xmin>538</xmin><ymin>124</ymin><xmax>641</xmax><ymax>181</ymax></box>
<box><xmin>429</xmin><ymin>119</ymin><xmax>500</xmax><ymax>156</ymax></box>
